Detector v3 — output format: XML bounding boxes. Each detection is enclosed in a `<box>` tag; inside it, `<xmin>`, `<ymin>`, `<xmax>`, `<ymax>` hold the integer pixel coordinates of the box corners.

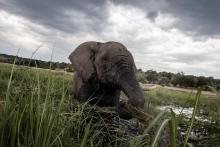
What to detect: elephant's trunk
<box><xmin>119</xmin><ymin>73</ymin><xmax>145</xmax><ymax>108</ymax></box>
<box><xmin>108</xmin><ymin>55</ymin><xmax>145</xmax><ymax>108</ymax></box>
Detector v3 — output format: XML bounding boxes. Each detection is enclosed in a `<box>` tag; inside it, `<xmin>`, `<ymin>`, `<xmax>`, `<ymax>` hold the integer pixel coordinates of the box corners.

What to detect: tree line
<box><xmin>1</xmin><ymin>53</ymin><xmax>219</xmax><ymax>90</ymax></box>
<box><xmin>136</xmin><ymin>69</ymin><xmax>220</xmax><ymax>91</ymax></box>
<box><xmin>0</xmin><ymin>54</ymin><xmax>74</xmax><ymax>72</ymax></box>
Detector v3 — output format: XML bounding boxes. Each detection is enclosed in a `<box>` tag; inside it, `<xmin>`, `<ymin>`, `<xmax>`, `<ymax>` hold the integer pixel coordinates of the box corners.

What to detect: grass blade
<box><xmin>182</xmin><ymin>88</ymin><xmax>202</xmax><ymax>147</ymax></box>
<box><xmin>169</xmin><ymin>108</ymin><xmax>177</xmax><ymax>147</ymax></box>
<box><xmin>144</xmin><ymin>108</ymin><xmax>168</xmax><ymax>134</ymax></box>
<box><xmin>151</xmin><ymin>118</ymin><xmax>170</xmax><ymax>147</ymax></box>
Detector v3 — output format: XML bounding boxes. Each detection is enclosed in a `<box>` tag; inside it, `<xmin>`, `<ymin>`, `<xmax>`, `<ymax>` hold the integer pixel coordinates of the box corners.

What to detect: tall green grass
<box><xmin>0</xmin><ymin>62</ymin><xmax>127</xmax><ymax>147</ymax></box>
<box><xmin>0</xmin><ymin>61</ymin><xmax>219</xmax><ymax>147</ymax></box>
<box><xmin>146</xmin><ymin>87</ymin><xmax>220</xmax><ymax>125</ymax></box>
<box><xmin>128</xmin><ymin>88</ymin><xmax>204</xmax><ymax>147</ymax></box>
<box><xmin>0</xmin><ymin>60</ymin><xmax>72</xmax><ymax>146</ymax></box>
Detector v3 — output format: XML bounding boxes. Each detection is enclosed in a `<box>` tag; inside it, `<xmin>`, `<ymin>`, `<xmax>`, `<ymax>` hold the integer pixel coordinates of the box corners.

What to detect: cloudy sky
<box><xmin>0</xmin><ymin>0</ymin><xmax>220</xmax><ymax>78</ymax></box>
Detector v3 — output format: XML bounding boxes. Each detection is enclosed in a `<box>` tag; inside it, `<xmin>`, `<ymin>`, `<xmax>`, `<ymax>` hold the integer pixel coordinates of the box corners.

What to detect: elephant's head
<box><xmin>69</xmin><ymin>41</ymin><xmax>145</xmax><ymax>108</ymax></box>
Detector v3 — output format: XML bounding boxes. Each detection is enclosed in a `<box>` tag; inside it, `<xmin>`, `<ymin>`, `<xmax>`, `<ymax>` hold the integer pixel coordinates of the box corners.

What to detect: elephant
<box><xmin>69</xmin><ymin>41</ymin><xmax>145</xmax><ymax>119</ymax></box>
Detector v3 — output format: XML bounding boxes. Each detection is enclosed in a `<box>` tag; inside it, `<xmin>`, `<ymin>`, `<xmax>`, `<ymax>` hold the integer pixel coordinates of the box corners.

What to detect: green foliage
<box><xmin>2</xmin><ymin>52</ymin><xmax>219</xmax><ymax>90</ymax></box>
<box><xmin>158</xmin><ymin>77</ymin><xmax>170</xmax><ymax>86</ymax></box>
<box><xmin>151</xmin><ymin>118</ymin><xmax>170</xmax><ymax>147</ymax></box>
<box><xmin>136</xmin><ymin>69</ymin><xmax>220</xmax><ymax>91</ymax></box>
<box><xmin>182</xmin><ymin>88</ymin><xmax>202</xmax><ymax>147</ymax></box>
<box><xmin>145</xmin><ymin>70</ymin><xmax>158</xmax><ymax>83</ymax></box>
<box><xmin>131</xmin><ymin>89</ymin><xmax>204</xmax><ymax>147</ymax></box>
<box><xmin>0</xmin><ymin>63</ymin><xmax>132</xmax><ymax>147</ymax></box>
<box><xmin>0</xmin><ymin>62</ymin><xmax>73</xmax><ymax>147</ymax></box>
<box><xmin>1</xmin><ymin>63</ymin><xmax>220</xmax><ymax>147</ymax></box>
<box><xmin>136</xmin><ymin>71</ymin><xmax>147</xmax><ymax>83</ymax></box>
<box><xmin>146</xmin><ymin>87</ymin><xmax>220</xmax><ymax>120</ymax></box>
<box><xmin>146</xmin><ymin>87</ymin><xmax>196</xmax><ymax>107</ymax></box>
<box><xmin>0</xmin><ymin>53</ymin><xmax>73</xmax><ymax>71</ymax></box>
<box><xmin>169</xmin><ymin>109</ymin><xmax>178</xmax><ymax>147</ymax></box>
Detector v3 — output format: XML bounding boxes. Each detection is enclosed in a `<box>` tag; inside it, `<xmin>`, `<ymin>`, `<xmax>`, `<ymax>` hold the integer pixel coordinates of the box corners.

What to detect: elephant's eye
<box><xmin>103</xmin><ymin>64</ymin><xmax>107</xmax><ymax>70</ymax></box>
<box><xmin>102</xmin><ymin>57</ymin><xmax>107</xmax><ymax>61</ymax></box>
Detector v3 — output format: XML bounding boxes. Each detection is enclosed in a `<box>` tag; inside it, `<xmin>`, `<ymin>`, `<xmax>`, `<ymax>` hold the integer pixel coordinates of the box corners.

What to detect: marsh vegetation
<box><xmin>0</xmin><ymin>63</ymin><xmax>219</xmax><ymax>147</ymax></box>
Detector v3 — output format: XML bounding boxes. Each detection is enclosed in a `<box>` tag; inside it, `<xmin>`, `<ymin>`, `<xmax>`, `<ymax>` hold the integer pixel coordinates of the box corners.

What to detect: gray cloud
<box><xmin>164</xmin><ymin>0</ymin><xmax>220</xmax><ymax>37</ymax></box>
<box><xmin>112</xmin><ymin>0</ymin><xmax>220</xmax><ymax>37</ymax></box>
<box><xmin>1</xmin><ymin>0</ymin><xmax>220</xmax><ymax>37</ymax></box>
<box><xmin>0</xmin><ymin>0</ymin><xmax>108</xmax><ymax>34</ymax></box>
<box><xmin>169</xmin><ymin>53</ymin><xmax>214</xmax><ymax>64</ymax></box>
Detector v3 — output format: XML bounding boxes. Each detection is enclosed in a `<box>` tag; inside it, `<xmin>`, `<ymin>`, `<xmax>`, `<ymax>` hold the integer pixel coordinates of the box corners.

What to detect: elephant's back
<box><xmin>74</xmin><ymin>41</ymin><xmax>100</xmax><ymax>53</ymax></box>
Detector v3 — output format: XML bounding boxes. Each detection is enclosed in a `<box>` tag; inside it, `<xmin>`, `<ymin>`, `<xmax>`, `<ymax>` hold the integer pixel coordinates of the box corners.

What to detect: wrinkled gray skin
<box><xmin>69</xmin><ymin>41</ymin><xmax>145</xmax><ymax>119</ymax></box>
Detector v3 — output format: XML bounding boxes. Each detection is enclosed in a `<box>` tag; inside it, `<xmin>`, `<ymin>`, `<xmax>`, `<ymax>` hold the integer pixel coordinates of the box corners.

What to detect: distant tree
<box><xmin>182</xmin><ymin>75</ymin><xmax>197</xmax><ymax>87</ymax></box>
<box><xmin>171</xmin><ymin>72</ymin><xmax>184</xmax><ymax>87</ymax></box>
<box><xmin>59</xmin><ymin>62</ymin><xmax>67</xmax><ymax>69</ymax></box>
<box><xmin>207</xmin><ymin>77</ymin><xmax>214</xmax><ymax>86</ymax></box>
<box><xmin>158</xmin><ymin>71</ymin><xmax>173</xmax><ymax>80</ymax></box>
<box><xmin>216</xmin><ymin>84</ymin><xmax>220</xmax><ymax>91</ymax></box>
<box><xmin>137</xmin><ymin>68</ymin><xmax>143</xmax><ymax>73</ymax></box>
<box><xmin>1</xmin><ymin>53</ymin><xmax>220</xmax><ymax>89</ymax></box>
<box><xmin>214</xmin><ymin>79</ymin><xmax>220</xmax><ymax>91</ymax></box>
<box><xmin>145</xmin><ymin>70</ymin><xmax>158</xmax><ymax>83</ymax></box>
<box><xmin>158</xmin><ymin>77</ymin><xmax>170</xmax><ymax>86</ymax></box>
<box><xmin>136</xmin><ymin>70</ymin><xmax>147</xmax><ymax>83</ymax></box>
<box><xmin>197</xmin><ymin>76</ymin><xmax>210</xmax><ymax>87</ymax></box>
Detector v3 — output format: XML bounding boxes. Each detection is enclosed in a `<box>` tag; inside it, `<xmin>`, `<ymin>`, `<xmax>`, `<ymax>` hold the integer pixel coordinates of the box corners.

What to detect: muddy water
<box><xmin>157</xmin><ymin>105</ymin><xmax>212</xmax><ymax>123</ymax></box>
<box><xmin>157</xmin><ymin>105</ymin><xmax>220</xmax><ymax>146</ymax></box>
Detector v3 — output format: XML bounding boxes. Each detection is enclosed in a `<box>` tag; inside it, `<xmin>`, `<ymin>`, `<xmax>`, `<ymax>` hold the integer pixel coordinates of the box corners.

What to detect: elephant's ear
<box><xmin>127</xmin><ymin>51</ymin><xmax>137</xmax><ymax>73</ymax></box>
<box><xmin>69</xmin><ymin>42</ymin><xmax>97</xmax><ymax>82</ymax></box>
